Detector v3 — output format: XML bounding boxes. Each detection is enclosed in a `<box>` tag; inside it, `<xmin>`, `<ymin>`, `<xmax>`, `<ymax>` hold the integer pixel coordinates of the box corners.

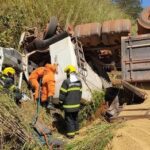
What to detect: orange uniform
<box><xmin>29</xmin><ymin>67</ymin><xmax>45</xmax><ymax>101</ymax></box>
<box><xmin>29</xmin><ymin>64</ymin><xmax>57</xmax><ymax>102</ymax></box>
<box><xmin>42</xmin><ymin>64</ymin><xmax>57</xmax><ymax>101</ymax></box>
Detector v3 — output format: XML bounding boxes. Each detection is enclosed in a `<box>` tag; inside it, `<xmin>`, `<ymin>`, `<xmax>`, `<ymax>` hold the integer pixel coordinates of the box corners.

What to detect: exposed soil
<box><xmin>106</xmin><ymin>83</ymin><xmax>150</xmax><ymax>150</ymax></box>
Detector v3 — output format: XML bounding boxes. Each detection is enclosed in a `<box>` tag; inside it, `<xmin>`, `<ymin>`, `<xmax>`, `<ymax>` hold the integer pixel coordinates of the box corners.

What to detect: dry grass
<box><xmin>0</xmin><ymin>0</ymin><xmax>131</xmax><ymax>48</ymax></box>
<box><xmin>0</xmin><ymin>93</ymin><xmax>30</xmax><ymax>149</ymax></box>
<box><xmin>66</xmin><ymin>120</ymin><xmax>114</xmax><ymax>150</ymax></box>
<box><xmin>0</xmin><ymin>92</ymin><xmax>53</xmax><ymax>150</ymax></box>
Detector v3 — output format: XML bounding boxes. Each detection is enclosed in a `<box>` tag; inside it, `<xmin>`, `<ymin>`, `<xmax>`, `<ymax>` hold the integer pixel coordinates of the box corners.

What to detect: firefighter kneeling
<box><xmin>29</xmin><ymin>64</ymin><xmax>57</xmax><ymax>110</ymax></box>
<box><xmin>0</xmin><ymin>67</ymin><xmax>22</xmax><ymax>104</ymax></box>
<box><xmin>59</xmin><ymin>65</ymin><xmax>82</xmax><ymax>139</ymax></box>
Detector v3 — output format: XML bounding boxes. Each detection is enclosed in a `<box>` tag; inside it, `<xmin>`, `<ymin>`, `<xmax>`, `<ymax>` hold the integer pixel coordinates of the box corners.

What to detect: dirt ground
<box><xmin>106</xmin><ymin>83</ymin><xmax>150</xmax><ymax>150</ymax></box>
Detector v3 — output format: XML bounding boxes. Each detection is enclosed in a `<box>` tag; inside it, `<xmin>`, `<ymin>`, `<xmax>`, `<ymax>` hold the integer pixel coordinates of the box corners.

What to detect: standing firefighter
<box><xmin>59</xmin><ymin>65</ymin><xmax>82</xmax><ymax>138</ymax></box>
<box><xmin>29</xmin><ymin>64</ymin><xmax>57</xmax><ymax>110</ymax></box>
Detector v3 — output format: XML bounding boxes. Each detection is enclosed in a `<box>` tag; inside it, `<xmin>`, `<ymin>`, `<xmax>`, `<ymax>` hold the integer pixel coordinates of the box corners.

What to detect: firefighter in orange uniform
<box><xmin>29</xmin><ymin>64</ymin><xmax>57</xmax><ymax>110</ymax></box>
<box><xmin>29</xmin><ymin>67</ymin><xmax>45</xmax><ymax>101</ymax></box>
<box><xmin>42</xmin><ymin>64</ymin><xmax>58</xmax><ymax>110</ymax></box>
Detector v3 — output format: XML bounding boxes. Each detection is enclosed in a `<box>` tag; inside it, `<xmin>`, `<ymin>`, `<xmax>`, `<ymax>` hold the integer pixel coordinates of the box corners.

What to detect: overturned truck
<box><xmin>16</xmin><ymin>17</ymin><xmax>103</xmax><ymax>103</ymax></box>
<box><xmin>1</xmin><ymin>7</ymin><xmax>150</xmax><ymax>117</ymax></box>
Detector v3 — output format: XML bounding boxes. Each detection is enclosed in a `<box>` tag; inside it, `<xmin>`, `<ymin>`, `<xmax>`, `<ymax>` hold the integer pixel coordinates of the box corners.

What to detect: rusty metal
<box><xmin>102</xmin><ymin>19</ymin><xmax>131</xmax><ymax>34</ymax></box>
<box><xmin>122</xmin><ymin>80</ymin><xmax>147</xmax><ymax>100</ymax></box>
<box><xmin>137</xmin><ymin>7</ymin><xmax>150</xmax><ymax>34</ymax></box>
<box><xmin>121</xmin><ymin>34</ymin><xmax>150</xmax><ymax>82</ymax></box>
<box><xmin>101</xmin><ymin>19</ymin><xmax>131</xmax><ymax>46</ymax></box>
<box><xmin>74</xmin><ymin>23</ymin><xmax>101</xmax><ymax>46</ymax></box>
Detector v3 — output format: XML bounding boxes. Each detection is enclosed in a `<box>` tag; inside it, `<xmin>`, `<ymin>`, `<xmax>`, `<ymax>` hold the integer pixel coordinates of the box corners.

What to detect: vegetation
<box><xmin>0</xmin><ymin>0</ymin><xmax>136</xmax><ymax>149</ymax></box>
<box><xmin>113</xmin><ymin>0</ymin><xmax>142</xmax><ymax>19</ymax></box>
<box><xmin>0</xmin><ymin>93</ymin><xmax>29</xmax><ymax>149</ymax></box>
<box><xmin>0</xmin><ymin>92</ymin><xmax>52</xmax><ymax>150</ymax></box>
<box><xmin>0</xmin><ymin>88</ymin><xmax>109</xmax><ymax>149</ymax></box>
<box><xmin>66</xmin><ymin>122</ymin><xmax>114</xmax><ymax>150</ymax></box>
<box><xmin>79</xmin><ymin>90</ymin><xmax>105</xmax><ymax>127</ymax></box>
<box><xmin>0</xmin><ymin>0</ymin><xmax>130</xmax><ymax>48</ymax></box>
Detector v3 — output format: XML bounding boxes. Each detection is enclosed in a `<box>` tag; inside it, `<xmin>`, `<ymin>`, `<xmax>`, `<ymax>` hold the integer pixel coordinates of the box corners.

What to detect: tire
<box><xmin>43</xmin><ymin>16</ymin><xmax>58</xmax><ymax>40</ymax></box>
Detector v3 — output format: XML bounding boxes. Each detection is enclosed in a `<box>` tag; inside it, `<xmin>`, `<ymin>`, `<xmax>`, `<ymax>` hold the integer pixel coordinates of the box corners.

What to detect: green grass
<box><xmin>0</xmin><ymin>0</ymin><xmax>131</xmax><ymax>48</ymax></box>
<box><xmin>0</xmin><ymin>89</ymin><xmax>113</xmax><ymax>150</ymax></box>
<box><xmin>0</xmin><ymin>92</ymin><xmax>51</xmax><ymax>150</ymax></box>
<box><xmin>66</xmin><ymin>122</ymin><xmax>114</xmax><ymax>150</ymax></box>
<box><xmin>79</xmin><ymin>90</ymin><xmax>105</xmax><ymax>127</ymax></box>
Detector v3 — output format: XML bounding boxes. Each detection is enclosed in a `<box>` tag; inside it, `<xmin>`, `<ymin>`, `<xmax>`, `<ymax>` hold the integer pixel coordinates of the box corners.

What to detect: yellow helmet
<box><xmin>2</xmin><ymin>67</ymin><xmax>16</xmax><ymax>76</ymax></box>
<box><xmin>64</xmin><ymin>65</ymin><xmax>76</xmax><ymax>74</ymax></box>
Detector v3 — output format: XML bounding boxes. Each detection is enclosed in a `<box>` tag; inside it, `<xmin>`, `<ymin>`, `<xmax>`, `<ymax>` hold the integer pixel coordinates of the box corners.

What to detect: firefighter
<box><xmin>29</xmin><ymin>66</ymin><xmax>45</xmax><ymax>102</ymax></box>
<box><xmin>59</xmin><ymin>65</ymin><xmax>82</xmax><ymax>138</ymax></box>
<box><xmin>0</xmin><ymin>67</ymin><xmax>22</xmax><ymax>104</ymax></box>
<box><xmin>29</xmin><ymin>64</ymin><xmax>57</xmax><ymax>110</ymax></box>
<box><xmin>42</xmin><ymin>63</ymin><xmax>58</xmax><ymax>110</ymax></box>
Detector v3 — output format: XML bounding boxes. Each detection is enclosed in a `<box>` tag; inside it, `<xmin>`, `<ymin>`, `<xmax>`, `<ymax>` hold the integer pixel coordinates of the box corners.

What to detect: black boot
<box><xmin>47</xmin><ymin>96</ymin><xmax>55</xmax><ymax>110</ymax></box>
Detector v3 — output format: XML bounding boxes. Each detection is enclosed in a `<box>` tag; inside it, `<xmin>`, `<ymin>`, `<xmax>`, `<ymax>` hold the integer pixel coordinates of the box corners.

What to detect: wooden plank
<box><xmin>122</xmin><ymin>80</ymin><xmax>147</xmax><ymax>99</ymax></box>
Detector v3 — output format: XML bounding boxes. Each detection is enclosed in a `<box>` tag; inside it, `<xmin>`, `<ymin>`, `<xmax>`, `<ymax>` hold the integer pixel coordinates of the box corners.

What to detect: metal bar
<box><xmin>125</xmin><ymin>59</ymin><xmax>150</xmax><ymax>64</ymax></box>
<box><xmin>122</xmin><ymin>80</ymin><xmax>147</xmax><ymax>99</ymax></box>
<box><xmin>125</xmin><ymin>79</ymin><xmax>150</xmax><ymax>82</ymax></box>
<box><xmin>128</xmin><ymin>38</ymin><xmax>133</xmax><ymax>80</ymax></box>
<box><xmin>127</xmin><ymin>68</ymin><xmax>150</xmax><ymax>71</ymax></box>
<box><xmin>127</xmin><ymin>43</ymin><xmax>150</xmax><ymax>48</ymax></box>
<box><xmin>18</xmin><ymin>72</ymin><xmax>23</xmax><ymax>89</ymax></box>
<box><xmin>110</xmin><ymin>114</ymin><xmax>150</xmax><ymax>122</ymax></box>
<box><xmin>122</xmin><ymin>108</ymin><xmax>150</xmax><ymax>111</ymax></box>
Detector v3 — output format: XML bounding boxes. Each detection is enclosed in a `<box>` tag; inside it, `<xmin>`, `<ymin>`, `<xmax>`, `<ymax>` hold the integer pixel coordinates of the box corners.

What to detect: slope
<box><xmin>107</xmin><ymin>83</ymin><xmax>150</xmax><ymax>150</ymax></box>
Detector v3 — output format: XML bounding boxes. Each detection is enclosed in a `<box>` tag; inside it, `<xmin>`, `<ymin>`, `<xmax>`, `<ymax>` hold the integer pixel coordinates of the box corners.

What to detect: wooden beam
<box><xmin>122</xmin><ymin>80</ymin><xmax>147</xmax><ymax>100</ymax></box>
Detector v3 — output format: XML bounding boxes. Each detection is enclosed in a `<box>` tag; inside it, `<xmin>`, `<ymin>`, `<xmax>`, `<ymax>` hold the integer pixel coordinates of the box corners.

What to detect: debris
<box><xmin>122</xmin><ymin>80</ymin><xmax>147</xmax><ymax>100</ymax></box>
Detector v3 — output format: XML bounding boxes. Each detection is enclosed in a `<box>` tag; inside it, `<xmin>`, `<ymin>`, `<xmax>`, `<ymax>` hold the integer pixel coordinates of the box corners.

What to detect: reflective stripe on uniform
<box><xmin>1</xmin><ymin>76</ymin><xmax>6</xmax><ymax>80</ymax></box>
<box><xmin>63</xmin><ymin>104</ymin><xmax>80</xmax><ymax>108</ymax></box>
<box><xmin>60</xmin><ymin>87</ymin><xmax>67</xmax><ymax>93</ymax></box>
<box><xmin>67</xmin><ymin>132</ymin><xmax>75</xmax><ymax>136</ymax></box>
<box><xmin>67</xmin><ymin>87</ymin><xmax>81</xmax><ymax>92</ymax></box>
<box><xmin>9</xmin><ymin>85</ymin><xmax>16</xmax><ymax>91</ymax></box>
<box><xmin>0</xmin><ymin>85</ymin><xmax>3</xmax><ymax>90</ymax></box>
<box><xmin>61</xmin><ymin>87</ymin><xmax>82</xmax><ymax>92</ymax></box>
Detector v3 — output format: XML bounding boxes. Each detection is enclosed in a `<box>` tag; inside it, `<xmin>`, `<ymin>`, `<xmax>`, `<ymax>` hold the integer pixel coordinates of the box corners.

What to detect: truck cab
<box><xmin>22</xmin><ymin>32</ymin><xmax>103</xmax><ymax>102</ymax></box>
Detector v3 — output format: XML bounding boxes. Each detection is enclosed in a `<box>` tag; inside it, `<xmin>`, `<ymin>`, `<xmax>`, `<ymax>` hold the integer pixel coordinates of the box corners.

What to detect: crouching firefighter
<box><xmin>59</xmin><ymin>65</ymin><xmax>82</xmax><ymax>138</ymax></box>
<box><xmin>0</xmin><ymin>67</ymin><xmax>22</xmax><ymax>104</ymax></box>
<box><xmin>29</xmin><ymin>64</ymin><xmax>57</xmax><ymax>110</ymax></box>
<box><xmin>42</xmin><ymin>64</ymin><xmax>58</xmax><ymax>110</ymax></box>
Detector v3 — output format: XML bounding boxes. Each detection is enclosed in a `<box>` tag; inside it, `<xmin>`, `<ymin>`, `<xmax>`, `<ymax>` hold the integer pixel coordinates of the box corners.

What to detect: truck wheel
<box><xmin>43</xmin><ymin>16</ymin><xmax>58</xmax><ymax>40</ymax></box>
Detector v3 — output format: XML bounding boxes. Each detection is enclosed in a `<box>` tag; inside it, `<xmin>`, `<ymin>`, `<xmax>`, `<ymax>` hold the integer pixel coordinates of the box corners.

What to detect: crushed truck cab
<box><xmin>50</xmin><ymin>36</ymin><xmax>102</xmax><ymax>102</ymax></box>
<box><xmin>23</xmin><ymin>34</ymin><xmax>103</xmax><ymax>102</ymax></box>
<box><xmin>0</xmin><ymin>47</ymin><xmax>23</xmax><ymax>89</ymax></box>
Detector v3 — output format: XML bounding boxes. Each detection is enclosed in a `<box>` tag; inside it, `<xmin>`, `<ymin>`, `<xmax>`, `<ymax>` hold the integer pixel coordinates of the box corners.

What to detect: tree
<box><xmin>113</xmin><ymin>0</ymin><xmax>143</xmax><ymax>19</ymax></box>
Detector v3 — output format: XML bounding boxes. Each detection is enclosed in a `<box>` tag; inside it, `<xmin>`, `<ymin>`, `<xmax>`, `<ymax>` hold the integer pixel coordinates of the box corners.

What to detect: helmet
<box><xmin>2</xmin><ymin>67</ymin><xmax>16</xmax><ymax>76</ymax></box>
<box><xmin>64</xmin><ymin>65</ymin><xmax>76</xmax><ymax>74</ymax></box>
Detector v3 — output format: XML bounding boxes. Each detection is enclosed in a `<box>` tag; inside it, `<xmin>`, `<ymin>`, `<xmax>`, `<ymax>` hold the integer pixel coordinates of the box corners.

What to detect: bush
<box><xmin>79</xmin><ymin>90</ymin><xmax>105</xmax><ymax>126</ymax></box>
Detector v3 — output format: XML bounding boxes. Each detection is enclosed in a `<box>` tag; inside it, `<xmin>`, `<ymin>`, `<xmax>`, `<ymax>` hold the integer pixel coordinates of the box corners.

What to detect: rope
<box><xmin>32</xmin><ymin>78</ymin><xmax>42</xmax><ymax>125</ymax></box>
<box><xmin>31</xmin><ymin>78</ymin><xmax>52</xmax><ymax>149</ymax></box>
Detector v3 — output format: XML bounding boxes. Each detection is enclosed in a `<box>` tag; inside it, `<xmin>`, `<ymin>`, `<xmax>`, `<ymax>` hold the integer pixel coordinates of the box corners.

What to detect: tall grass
<box><xmin>79</xmin><ymin>90</ymin><xmax>105</xmax><ymax>127</ymax></box>
<box><xmin>0</xmin><ymin>0</ymin><xmax>130</xmax><ymax>48</ymax></box>
<box><xmin>66</xmin><ymin>122</ymin><xmax>114</xmax><ymax>150</ymax></box>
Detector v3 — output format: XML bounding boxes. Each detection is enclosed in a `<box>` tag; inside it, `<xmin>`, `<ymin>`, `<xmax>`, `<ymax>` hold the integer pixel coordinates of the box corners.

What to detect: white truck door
<box><xmin>50</xmin><ymin>36</ymin><xmax>102</xmax><ymax>102</ymax></box>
